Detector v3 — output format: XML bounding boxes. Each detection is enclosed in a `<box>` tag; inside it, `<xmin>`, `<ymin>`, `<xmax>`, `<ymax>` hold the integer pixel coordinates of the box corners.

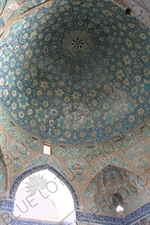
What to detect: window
<box><xmin>13</xmin><ymin>169</ymin><xmax>74</xmax><ymax>223</ymax></box>
<box><xmin>43</xmin><ymin>144</ymin><xmax>52</xmax><ymax>155</ymax></box>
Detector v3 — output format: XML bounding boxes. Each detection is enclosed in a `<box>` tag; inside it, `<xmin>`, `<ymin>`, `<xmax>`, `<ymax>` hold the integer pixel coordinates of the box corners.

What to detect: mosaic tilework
<box><xmin>79</xmin><ymin>223</ymin><xmax>106</xmax><ymax>225</ymax></box>
<box><xmin>124</xmin><ymin>141</ymin><xmax>150</xmax><ymax>168</ymax></box>
<box><xmin>0</xmin><ymin>199</ymin><xmax>14</xmax><ymax>211</ymax></box>
<box><xmin>76</xmin><ymin>200</ymin><xmax>150</xmax><ymax>225</ymax></box>
<box><xmin>1</xmin><ymin>99</ymin><xmax>150</xmax><ymax>162</ymax></box>
<box><xmin>1</xmin><ymin>200</ymin><xmax>150</xmax><ymax>225</ymax></box>
<box><xmin>77</xmin><ymin>208</ymin><xmax>150</xmax><ymax>225</ymax></box>
<box><xmin>2</xmin><ymin>110</ymin><xmax>148</xmax><ymax>161</ymax></box>
<box><xmin>84</xmin><ymin>165</ymin><xmax>149</xmax><ymax>216</ymax></box>
<box><xmin>0</xmin><ymin>105</ymin><xmax>42</xmax><ymax>153</ymax></box>
<box><xmin>1</xmin><ymin>108</ymin><xmax>150</xmax><ymax>216</ymax></box>
<box><xmin>88</xmin><ymin>156</ymin><xmax>133</xmax><ymax>180</ymax></box>
<box><xmin>0</xmin><ymin>0</ymin><xmax>50</xmax><ymax>28</ymax></box>
<box><xmin>53</xmin><ymin>117</ymin><xmax>150</xmax><ymax>157</ymax></box>
<box><xmin>123</xmin><ymin>202</ymin><xmax>150</xmax><ymax>225</ymax></box>
<box><xmin>140</xmin><ymin>215</ymin><xmax>150</xmax><ymax>225</ymax></box>
<box><xmin>113</xmin><ymin>0</ymin><xmax>150</xmax><ymax>27</ymax></box>
<box><xmin>76</xmin><ymin>211</ymin><xmax>122</xmax><ymax>225</ymax></box>
<box><xmin>23</xmin><ymin>155</ymin><xmax>64</xmax><ymax>176</ymax></box>
<box><xmin>123</xmin><ymin>0</ymin><xmax>150</xmax><ymax>27</ymax></box>
<box><xmin>0</xmin><ymin>0</ymin><xmax>150</xmax><ymax>33</ymax></box>
<box><xmin>0</xmin><ymin>0</ymin><xmax>150</xmax><ymax>222</ymax></box>
<box><xmin>0</xmin><ymin>115</ymin><xmax>43</xmax><ymax>192</ymax></box>
<box><xmin>0</xmin><ymin>0</ymin><xmax>150</xmax><ymax>145</ymax></box>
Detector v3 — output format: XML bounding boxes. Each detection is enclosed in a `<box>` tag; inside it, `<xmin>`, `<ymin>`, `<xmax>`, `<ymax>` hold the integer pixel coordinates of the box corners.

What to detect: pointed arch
<box><xmin>9</xmin><ymin>164</ymin><xmax>79</xmax><ymax>210</ymax></box>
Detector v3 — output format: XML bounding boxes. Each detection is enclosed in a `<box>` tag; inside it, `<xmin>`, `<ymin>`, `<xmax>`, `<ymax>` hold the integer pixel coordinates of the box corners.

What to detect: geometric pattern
<box><xmin>88</xmin><ymin>138</ymin><xmax>150</xmax><ymax>179</ymax></box>
<box><xmin>0</xmin><ymin>199</ymin><xmax>14</xmax><ymax>211</ymax></box>
<box><xmin>84</xmin><ymin>165</ymin><xmax>148</xmax><ymax>215</ymax></box>
<box><xmin>76</xmin><ymin>211</ymin><xmax>122</xmax><ymax>225</ymax></box>
<box><xmin>1</xmin><ymin>104</ymin><xmax>150</xmax><ymax>218</ymax></box>
<box><xmin>77</xmin><ymin>200</ymin><xmax>150</xmax><ymax>225</ymax></box>
<box><xmin>0</xmin><ymin>111</ymin><xmax>150</xmax><ymax>221</ymax></box>
<box><xmin>0</xmin><ymin>101</ymin><xmax>150</xmax><ymax>160</ymax></box>
<box><xmin>112</xmin><ymin>0</ymin><xmax>150</xmax><ymax>28</ymax></box>
<box><xmin>0</xmin><ymin>0</ymin><xmax>150</xmax><ymax>145</ymax></box>
<box><xmin>0</xmin><ymin>0</ymin><xmax>150</xmax><ymax>224</ymax></box>
<box><xmin>53</xmin><ymin>116</ymin><xmax>150</xmax><ymax>158</ymax></box>
<box><xmin>0</xmin><ymin>0</ymin><xmax>150</xmax><ymax>31</ymax></box>
<box><xmin>1</xmin><ymin>198</ymin><xmax>150</xmax><ymax>225</ymax></box>
<box><xmin>1</xmin><ymin>88</ymin><xmax>150</xmax><ymax>222</ymax></box>
<box><xmin>0</xmin><ymin>104</ymin><xmax>42</xmax><ymax>153</ymax></box>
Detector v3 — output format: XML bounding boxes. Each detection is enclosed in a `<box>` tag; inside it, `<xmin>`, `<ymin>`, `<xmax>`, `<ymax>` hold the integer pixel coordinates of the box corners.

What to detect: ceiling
<box><xmin>0</xmin><ymin>0</ymin><xmax>150</xmax><ymax>145</ymax></box>
<box><xmin>0</xmin><ymin>0</ymin><xmax>150</xmax><ymax>221</ymax></box>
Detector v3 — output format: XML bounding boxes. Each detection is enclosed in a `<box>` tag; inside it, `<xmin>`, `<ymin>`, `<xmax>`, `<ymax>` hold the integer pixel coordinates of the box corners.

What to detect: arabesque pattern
<box><xmin>0</xmin><ymin>0</ymin><xmax>150</xmax><ymax>222</ymax></box>
<box><xmin>84</xmin><ymin>165</ymin><xmax>150</xmax><ymax>215</ymax></box>
<box><xmin>0</xmin><ymin>0</ymin><xmax>150</xmax><ymax>144</ymax></box>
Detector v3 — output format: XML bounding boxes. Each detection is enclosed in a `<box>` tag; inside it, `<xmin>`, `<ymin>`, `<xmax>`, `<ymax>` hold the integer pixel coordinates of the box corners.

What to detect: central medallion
<box><xmin>72</xmin><ymin>38</ymin><xmax>84</xmax><ymax>49</ymax></box>
<box><xmin>62</xmin><ymin>30</ymin><xmax>94</xmax><ymax>60</ymax></box>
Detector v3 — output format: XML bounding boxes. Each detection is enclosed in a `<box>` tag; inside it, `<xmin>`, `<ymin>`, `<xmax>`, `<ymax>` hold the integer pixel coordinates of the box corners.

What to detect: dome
<box><xmin>0</xmin><ymin>0</ymin><xmax>150</xmax><ymax>145</ymax></box>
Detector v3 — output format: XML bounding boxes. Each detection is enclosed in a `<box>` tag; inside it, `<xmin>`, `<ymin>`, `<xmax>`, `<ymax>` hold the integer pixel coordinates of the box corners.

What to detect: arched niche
<box><xmin>84</xmin><ymin>165</ymin><xmax>147</xmax><ymax>216</ymax></box>
<box><xmin>9</xmin><ymin>164</ymin><xmax>79</xmax><ymax>223</ymax></box>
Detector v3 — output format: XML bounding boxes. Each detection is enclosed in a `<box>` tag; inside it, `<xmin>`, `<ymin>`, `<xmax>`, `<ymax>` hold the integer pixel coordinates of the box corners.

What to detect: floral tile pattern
<box><xmin>0</xmin><ymin>0</ymin><xmax>150</xmax><ymax>145</ymax></box>
<box><xmin>0</xmin><ymin>0</ymin><xmax>150</xmax><ymax>223</ymax></box>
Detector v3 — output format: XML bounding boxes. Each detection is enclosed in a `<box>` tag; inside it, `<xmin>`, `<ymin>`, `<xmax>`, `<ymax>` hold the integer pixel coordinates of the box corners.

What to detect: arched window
<box><xmin>13</xmin><ymin>169</ymin><xmax>75</xmax><ymax>223</ymax></box>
